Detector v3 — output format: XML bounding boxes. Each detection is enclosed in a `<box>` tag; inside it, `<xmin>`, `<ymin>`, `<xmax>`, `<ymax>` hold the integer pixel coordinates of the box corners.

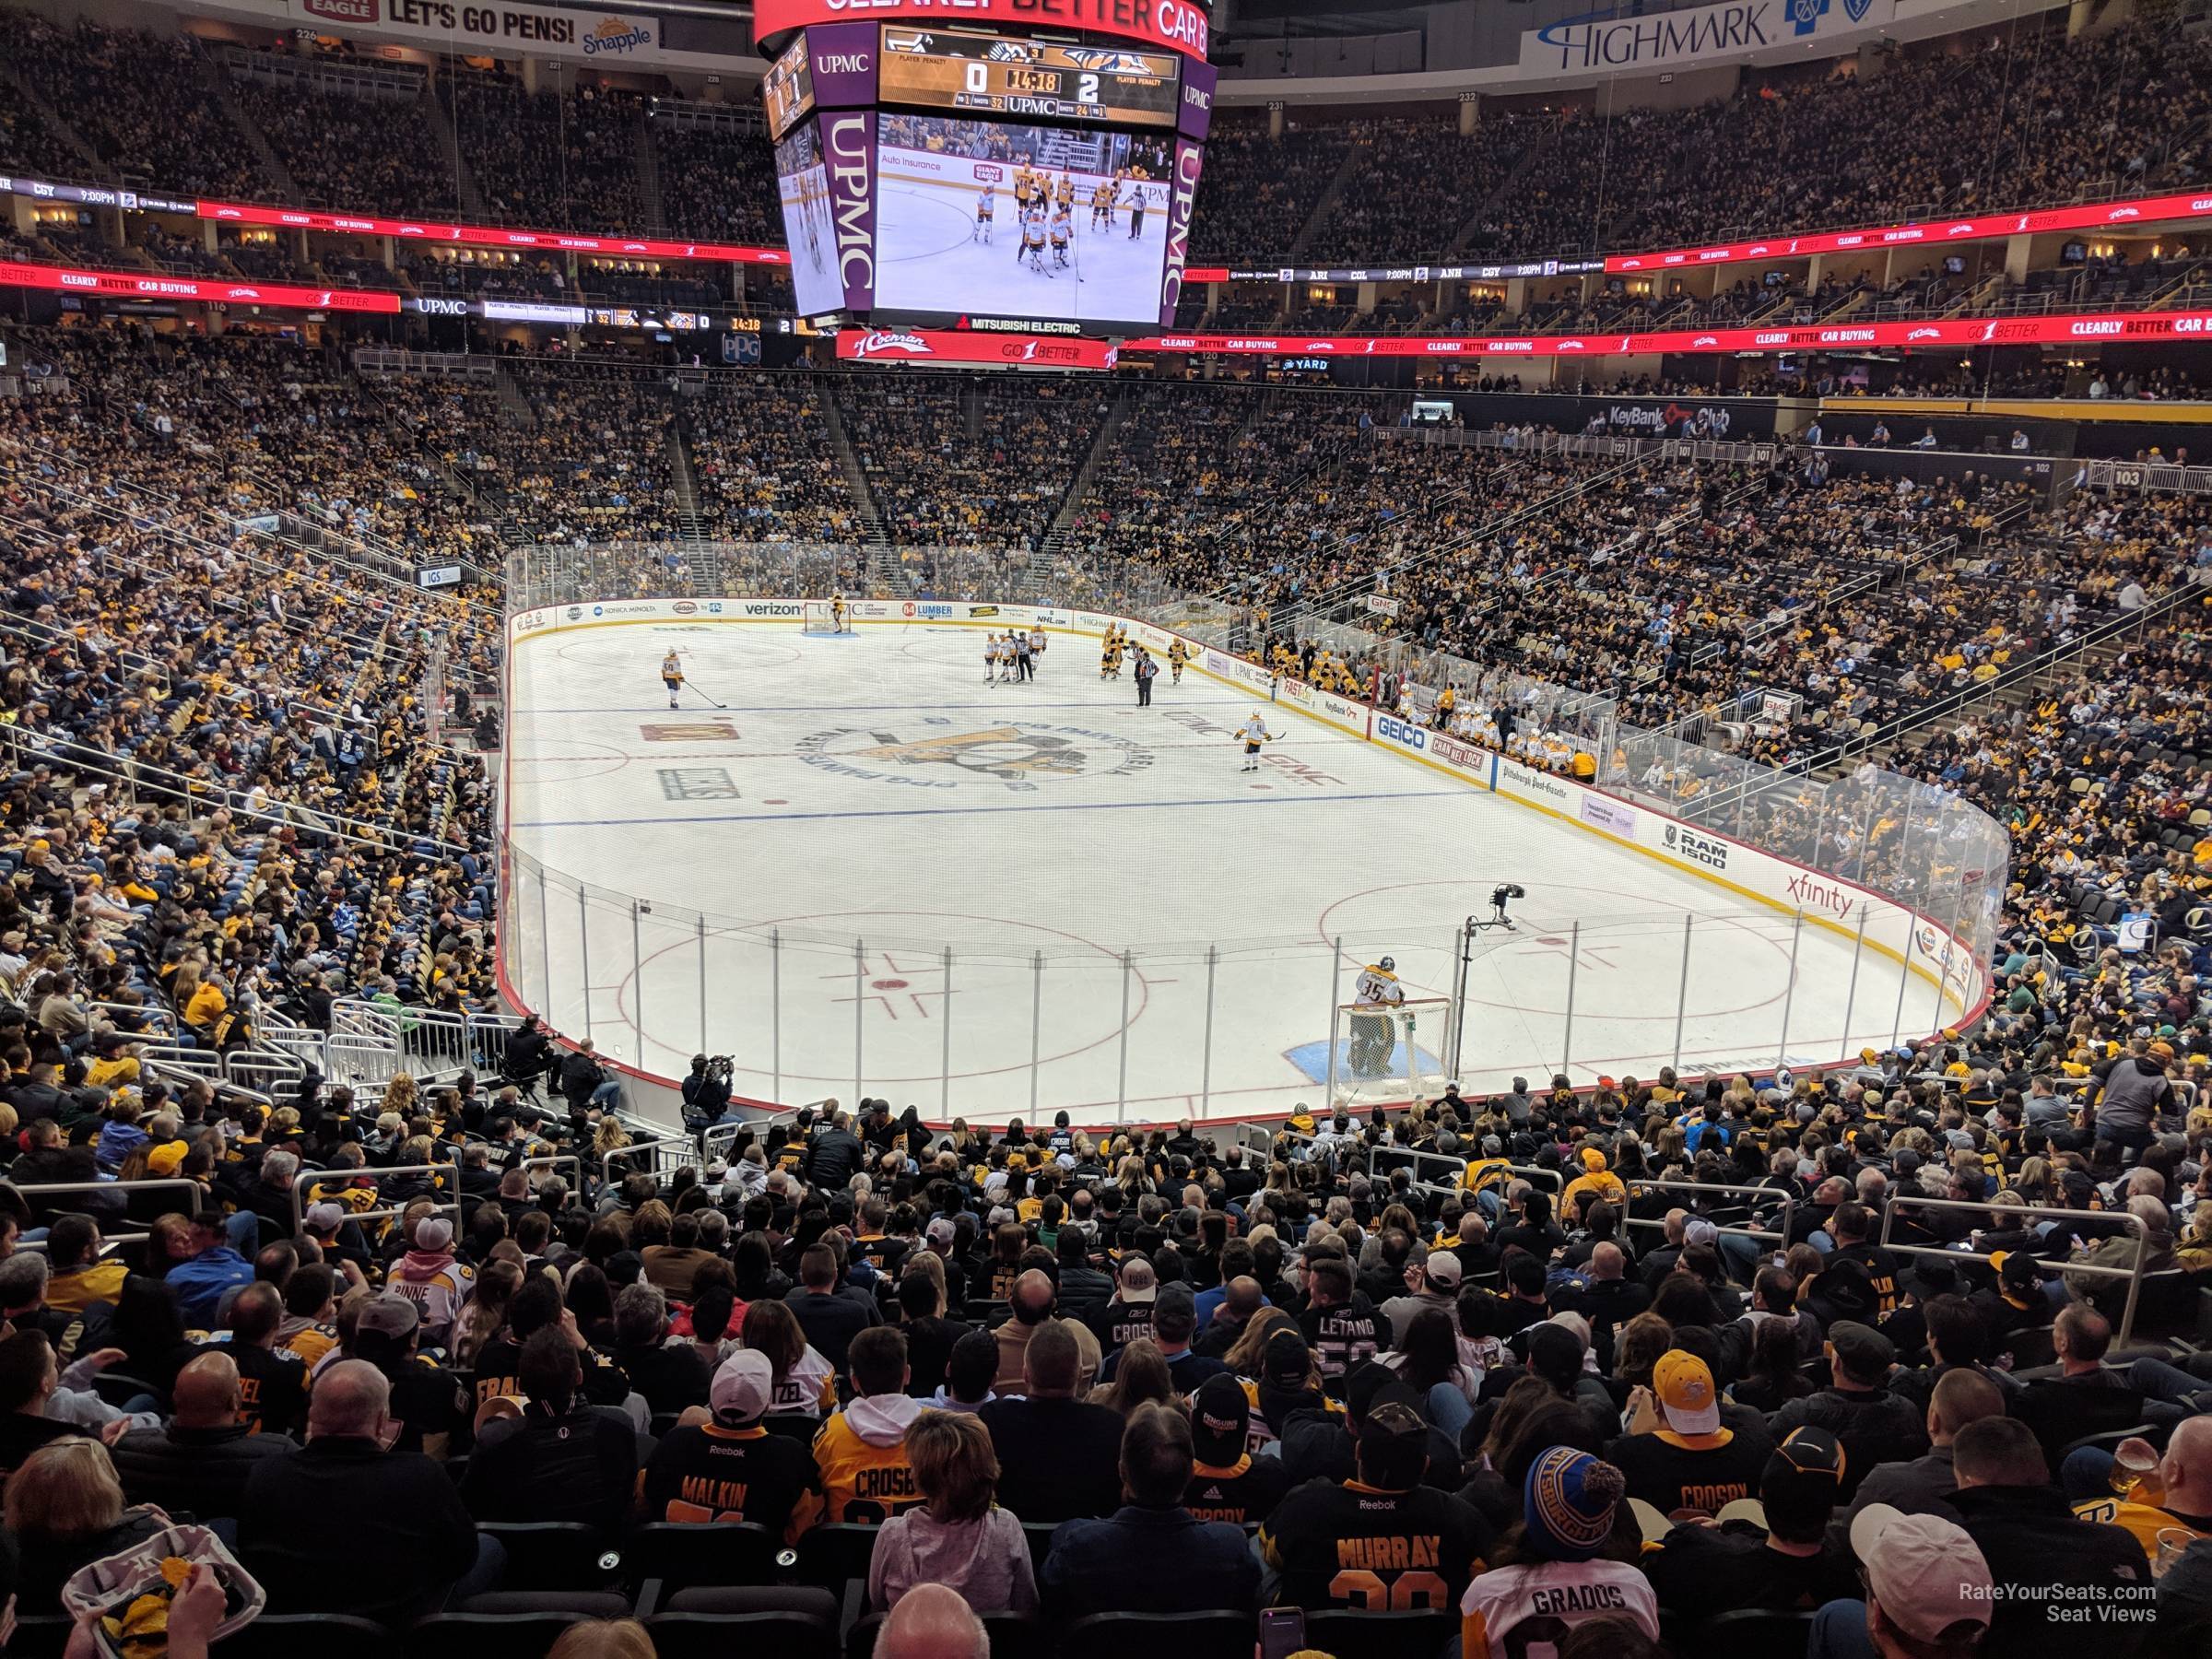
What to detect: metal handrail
<box><xmin>1621</xmin><ymin>1176</ymin><xmax>1796</xmax><ymax>1249</ymax></box>
<box><xmin>9</xmin><ymin>1178</ymin><xmax>212</xmax><ymax>1253</ymax></box>
<box><xmin>601</xmin><ymin>1135</ymin><xmax>702</xmax><ymax>1186</ymax></box>
<box><xmin>287</xmin><ymin>1162</ymin><xmax>464</xmax><ymax>1236</ymax></box>
<box><xmin>1877</xmin><ymin>1194</ymin><xmax>2153</xmax><ymax>1348</ymax></box>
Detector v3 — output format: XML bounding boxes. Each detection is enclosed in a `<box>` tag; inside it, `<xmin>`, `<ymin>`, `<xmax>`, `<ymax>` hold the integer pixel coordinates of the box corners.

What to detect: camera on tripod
<box><xmin>1471</xmin><ymin>882</ymin><xmax>1526</xmax><ymax>934</ymax></box>
<box><xmin>704</xmin><ymin>1054</ymin><xmax>735</xmax><ymax>1081</ymax></box>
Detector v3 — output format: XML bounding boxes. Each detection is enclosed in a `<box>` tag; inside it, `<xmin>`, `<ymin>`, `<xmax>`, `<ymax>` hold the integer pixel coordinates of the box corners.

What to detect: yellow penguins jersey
<box><xmin>812</xmin><ymin>1406</ymin><xmax>925</xmax><ymax>1524</ymax></box>
<box><xmin>1463</xmin><ymin>1158</ymin><xmax>1513</xmax><ymax>1196</ymax></box>
<box><xmin>2073</xmin><ymin>1491</ymin><xmax>2212</xmax><ymax>1557</ymax></box>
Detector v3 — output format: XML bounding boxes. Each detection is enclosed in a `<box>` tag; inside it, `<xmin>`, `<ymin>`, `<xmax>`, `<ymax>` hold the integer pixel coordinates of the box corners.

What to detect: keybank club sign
<box><xmin>1522</xmin><ymin>0</ymin><xmax>1894</xmax><ymax>76</ymax></box>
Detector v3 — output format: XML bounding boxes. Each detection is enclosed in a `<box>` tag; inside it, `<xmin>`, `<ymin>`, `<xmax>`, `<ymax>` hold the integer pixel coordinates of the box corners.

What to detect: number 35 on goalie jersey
<box><xmin>1354</xmin><ymin>967</ymin><xmax>1406</xmax><ymax>1006</ymax></box>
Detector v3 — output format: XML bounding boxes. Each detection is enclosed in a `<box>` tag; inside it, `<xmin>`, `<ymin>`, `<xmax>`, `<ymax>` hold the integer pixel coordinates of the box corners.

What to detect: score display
<box><xmin>877</xmin><ymin>27</ymin><xmax>1181</xmax><ymax>128</ymax></box>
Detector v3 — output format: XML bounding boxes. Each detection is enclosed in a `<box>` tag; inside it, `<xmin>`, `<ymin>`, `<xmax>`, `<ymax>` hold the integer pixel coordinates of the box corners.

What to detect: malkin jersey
<box><xmin>1260</xmin><ymin>1479</ymin><xmax>1491</xmax><ymax>1612</ymax></box>
<box><xmin>642</xmin><ymin>1422</ymin><xmax>825</xmax><ymax>1544</ymax></box>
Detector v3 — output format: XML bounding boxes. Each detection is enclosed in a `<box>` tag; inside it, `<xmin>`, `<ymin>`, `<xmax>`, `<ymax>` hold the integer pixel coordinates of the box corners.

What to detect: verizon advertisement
<box><xmin>1157</xmin><ymin>135</ymin><xmax>1205</xmax><ymax>329</ymax></box>
<box><xmin>0</xmin><ymin>260</ymin><xmax>400</xmax><ymax>313</ymax></box>
<box><xmin>1129</xmin><ymin>309</ymin><xmax>2212</xmax><ymax>359</ymax></box>
<box><xmin>837</xmin><ymin>327</ymin><xmax>1120</xmax><ymax>368</ymax></box>
<box><xmin>752</xmin><ymin>0</ymin><xmax>1211</xmax><ymax>62</ymax></box>
<box><xmin>1609</xmin><ymin>188</ymin><xmax>2212</xmax><ymax>274</ymax></box>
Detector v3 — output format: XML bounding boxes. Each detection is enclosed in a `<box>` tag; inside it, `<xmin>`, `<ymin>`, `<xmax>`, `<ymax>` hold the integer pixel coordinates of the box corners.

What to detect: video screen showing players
<box><xmin>774</xmin><ymin>122</ymin><xmax>842</xmax><ymax>319</ymax></box>
<box><xmin>873</xmin><ymin>112</ymin><xmax>1172</xmax><ymax>331</ymax></box>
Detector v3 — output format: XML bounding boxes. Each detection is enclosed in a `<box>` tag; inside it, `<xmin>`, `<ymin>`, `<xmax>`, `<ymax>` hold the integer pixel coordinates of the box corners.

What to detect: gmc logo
<box><xmin>301</xmin><ymin>0</ymin><xmax>378</xmax><ymax>20</ymax></box>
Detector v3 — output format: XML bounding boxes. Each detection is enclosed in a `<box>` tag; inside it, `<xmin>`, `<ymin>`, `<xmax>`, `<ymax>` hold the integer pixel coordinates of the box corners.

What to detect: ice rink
<box><xmin>503</xmin><ymin>619</ymin><xmax>1953</xmax><ymax>1124</ymax></box>
<box><xmin>874</xmin><ymin>162</ymin><xmax>1171</xmax><ymax>329</ymax></box>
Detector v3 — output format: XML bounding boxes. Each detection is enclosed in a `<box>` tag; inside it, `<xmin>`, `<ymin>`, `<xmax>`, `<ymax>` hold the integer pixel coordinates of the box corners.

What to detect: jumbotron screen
<box><xmin>873</xmin><ymin>112</ymin><xmax>1173</xmax><ymax>330</ymax></box>
<box><xmin>772</xmin><ymin>122</ymin><xmax>843</xmax><ymax>319</ymax></box>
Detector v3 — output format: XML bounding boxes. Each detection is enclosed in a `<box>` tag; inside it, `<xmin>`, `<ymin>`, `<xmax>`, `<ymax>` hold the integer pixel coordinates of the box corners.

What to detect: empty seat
<box><xmin>1060</xmin><ymin>1610</ymin><xmax>1253</xmax><ymax>1659</ymax></box>
<box><xmin>1304</xmin><ymin>1608</ymin><xmax>1459</xmax><ymax>1659</ymax></box>
<box><xmin>644</xmin><ymin>1610</ymin><xmax>837</xmax><ymax>1659</ymax></box>
<box><xmin>628</xmin><ymin>1521</ymin><xmax>779</xmax><ymax>1596</ymax></box>
<box><xmin>476</xmin><ymin>1522</ymin><xmax>618</xmax><ymax>1591</ymax></box>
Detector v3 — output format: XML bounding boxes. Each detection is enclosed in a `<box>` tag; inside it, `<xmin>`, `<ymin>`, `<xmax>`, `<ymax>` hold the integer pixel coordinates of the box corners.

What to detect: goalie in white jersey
<box><xmin>1349</xmin><ymin>954</ymin><xmax>1406</xmax><ymax>1078</ymax></box>
<box><xmin>1460</xmin><ymin>1448</ymin><xmax>1659</xmax><ymax>1659</ymax></box>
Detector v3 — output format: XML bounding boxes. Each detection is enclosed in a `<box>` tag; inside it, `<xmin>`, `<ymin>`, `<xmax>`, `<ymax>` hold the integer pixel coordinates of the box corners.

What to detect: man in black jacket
<box><xmin>1943</xmin><ymin>1414</ymin><xmax>2151</xmax><ymax>1656</ymax></box>
<box><xmin>239</xmin><ymin>1360</ymin><xmax>492</xmax><ymax>1625</ymax></box>
<box><xmin>557</xmin><ymin>1039</ymin><xmax>618</xmax><ymax>1111</ymax></box>
<box><xmin>2012</xmin><ymin>1304</ymin><xmax>2151</xmax><ymax>1471</ymax></box>
<box><xmin>804</xmin><ymin>1110</ymin><xmax>867</xmax><ymax>1191</ymax></box>
<box><xmin>112</xmin><ymin>1351</ymin><xmax>296</xmax><ymax>1518</ymax></box>
<box><xmin>783</xmin><ymin>1243</ymin><xmax>877</xmax><ymax>1375</ymax></box>
<box><xmin>461</xmin><ymin>1328</ymin><xmax>639</xmax><ymax>1531</ymax></box>
<box><xmin>1770</xmin><ymin>1322</ymin><xmax>1928</xmax><ymax>1500</ymax></box>
<box><xmin>1053</xmin><ymin>1227</ymin><xmax>1114</xmax><ymax>1329</ymax></box>
<box><xmin>979</xmin><ymin>1321</ymin><xmax>1125</xmax><ymax>1523</ymax></box>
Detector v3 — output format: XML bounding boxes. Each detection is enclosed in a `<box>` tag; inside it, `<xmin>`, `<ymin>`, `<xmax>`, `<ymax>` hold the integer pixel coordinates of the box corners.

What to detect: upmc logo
<box><xmin>824</xmin><ymin>112</ymin><xmax>876</xmax><ymax>310</ymax></box>
<box><xmin>301</xmin><ymin>0</ymin><xmax>378</xmax><ymax>19</ymax></box>
<box><xmin>1154</xmin><ymin>138</ymin><xmax>1204</xmax><ymax>325</ymax></box>
<box><xmin>1183</xmin><ymin>84</ymin><xmax>1210</xmax><ymax>110</ymax></box>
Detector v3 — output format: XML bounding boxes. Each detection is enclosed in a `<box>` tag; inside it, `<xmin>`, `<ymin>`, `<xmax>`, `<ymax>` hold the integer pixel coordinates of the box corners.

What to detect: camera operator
<box><xmin>682</xmin><ymin>1053</ymin><xmax>733</xmax><ymax>1131</ymax></box>
<box><xmin>502</xmin><ymin>1015</ymin><xmax>553</xmax><ymax>1098</ymax></box>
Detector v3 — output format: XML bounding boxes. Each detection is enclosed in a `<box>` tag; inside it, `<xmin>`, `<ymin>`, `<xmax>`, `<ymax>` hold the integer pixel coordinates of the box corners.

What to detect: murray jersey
<box><xmin>1354</xmin><ymin>967</ymin><xmax>1406</xmax><ymax>1007</ymax></box>
<box><xmin>1459</xmin><ymin>1561</ymin><xmax>1661</xmax><ymax>1659</ymax></box>
<box><xmin>1261</xmin><ymin>1479</ymin><xmax>1491</xmax><ymax>1612</ymax></box>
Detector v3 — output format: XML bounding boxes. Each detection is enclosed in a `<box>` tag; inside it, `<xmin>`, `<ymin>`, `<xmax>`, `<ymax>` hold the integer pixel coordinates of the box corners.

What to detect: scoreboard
<box><xmin>877</xmin><ymin>27</ymin><xmax>1182</xmax><ymax>128</ymax></box>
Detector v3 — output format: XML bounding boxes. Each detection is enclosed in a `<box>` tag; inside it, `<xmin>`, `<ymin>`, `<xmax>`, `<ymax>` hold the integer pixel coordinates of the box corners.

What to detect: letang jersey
<box><xmin>1259</xmin><ymin>1479</ymin><xmax>1491</xmax><ymax>1612</ymax></box>
<box><xmin>1458</xmin><ymin>1561</ymin><xmax>1661</xmax><ymax>1658</ymax></box>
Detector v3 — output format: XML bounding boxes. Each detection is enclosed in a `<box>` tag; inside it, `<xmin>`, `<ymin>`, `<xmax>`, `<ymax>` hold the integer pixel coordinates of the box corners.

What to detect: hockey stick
<box><xmin>680</xmin><ymin>678</ymin><xmax>728</xmax><ymax>712</ymax></box>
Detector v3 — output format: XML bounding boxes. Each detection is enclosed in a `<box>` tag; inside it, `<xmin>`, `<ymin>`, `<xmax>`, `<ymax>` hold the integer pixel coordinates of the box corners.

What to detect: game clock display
<box><xmin>878</xmin><ymin>26</ymin><xmax>1182</xmax><ymax>128</ymax></box>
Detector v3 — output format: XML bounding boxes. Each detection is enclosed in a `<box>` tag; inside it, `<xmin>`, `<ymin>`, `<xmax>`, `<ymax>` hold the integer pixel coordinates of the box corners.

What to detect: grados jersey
<box><xmin>1260</xmin><ymin>1480</ymin><xmax>1491</xmax><ymax>1612</ymax></box>
<box><xmin>1459</xmin><ymin>1561</ymin><xmax>1661</xmax><ymax>1659</ymax></box>
<box><xmin>642</xmin><ymin>1423</ymin><xmax>825</xmax><ymax>1543</ymax></box>
<box><xmin>812</xmin><ymin>1413</ymin><xmax>925</xmax><ymax>1524</ymax></box>
<box><xmin>1354</xmin><ymin>967</ymin><xmax>1406</xmax><ymax>1006</ymax></box>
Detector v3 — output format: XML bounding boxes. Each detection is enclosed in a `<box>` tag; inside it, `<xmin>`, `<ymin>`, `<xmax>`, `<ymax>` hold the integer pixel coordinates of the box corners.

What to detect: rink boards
<box><xmin>503</xmin><ymin>593</ymin><xmax>1994</xmax><ymax>1060</ymax></box>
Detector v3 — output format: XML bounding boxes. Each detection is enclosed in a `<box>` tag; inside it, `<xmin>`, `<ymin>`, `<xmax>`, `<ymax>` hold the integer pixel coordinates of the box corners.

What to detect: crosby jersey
<box><xmin>1260</xmin><ymin>1479</ymin><xmax>1490</xmax><ymax>1613</ymax></box>
<box><xmin>1459</xmin><ymin>1561</ymin><xmax>1661</xmax><ymax>1659</ymax></box>
<box><xmin>1355</xmin><ymin>966</ymin><xmax>1406</xmax><ymax>1006</ymax></box>
<box><xmin>812</xmin><ymin>1412</ymin><xmax>924</xmax><ymax>1524</ymax></box>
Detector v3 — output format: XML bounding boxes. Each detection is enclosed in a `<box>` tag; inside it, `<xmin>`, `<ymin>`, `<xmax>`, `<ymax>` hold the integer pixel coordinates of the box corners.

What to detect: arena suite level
<box><xmin>502</xmin><ymin>594</ymin><xmax>1989</xmax><ymax>1027</ymax></box>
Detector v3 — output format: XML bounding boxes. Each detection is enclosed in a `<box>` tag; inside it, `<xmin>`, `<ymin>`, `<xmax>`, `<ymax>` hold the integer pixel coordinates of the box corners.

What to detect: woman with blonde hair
<box><xmin>382</xmin><ymin>1073</ymin><xmax>419</xmax><ymax>1119</ymax></box>
<box><xmin>453</xmin><ymin>1258</ymin><xmax>523</xmax><ymax>1369</ymax></box>
<box><xmin>7</xmin><ymin>1437</ymin><xmax>167</xmax><ymax>1613</ymax></box>
<box><xmin>545</xmin><ymin>1619</ymin><xmax>657</xmax><ymax>1659</ymax></box>
<box><xmin>865</xmin><ymin>1409</ymin><xmax>1037</xmax><ymax>1616</ymax></box>
<box><xmin>1088</xmin><ymin>1337</ymin><xmax>1175</xmax><ymax>1415</ymax></box>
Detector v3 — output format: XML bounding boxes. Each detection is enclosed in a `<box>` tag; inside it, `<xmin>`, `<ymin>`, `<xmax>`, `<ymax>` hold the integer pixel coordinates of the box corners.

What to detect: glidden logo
<box><xmin>851</xmin><ymin>330</ymin><xmax>930</xmax><ymax>358</ymax></box>
<box><xmin>672</xmin><ymin>600</ymin><xmax>697</xmax><ymax>615</ymax></box>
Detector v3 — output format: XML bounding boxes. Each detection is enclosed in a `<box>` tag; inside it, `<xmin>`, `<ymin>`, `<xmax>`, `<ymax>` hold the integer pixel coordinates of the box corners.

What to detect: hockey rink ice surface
<box><xmin>505</xmin><ymin>621</ymin><xmax>1944</xmax><ymax>1123</ymax></box>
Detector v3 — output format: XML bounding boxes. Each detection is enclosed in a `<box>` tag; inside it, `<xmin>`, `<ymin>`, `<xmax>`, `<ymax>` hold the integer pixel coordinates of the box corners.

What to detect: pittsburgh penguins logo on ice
<box><xmin>796</xmin><ymin>724</ymin><xmax>1151</xmax><ymax>791</ymax></box>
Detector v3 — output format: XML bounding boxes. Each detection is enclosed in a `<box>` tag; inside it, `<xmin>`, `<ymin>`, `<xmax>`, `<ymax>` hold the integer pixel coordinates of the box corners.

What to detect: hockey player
<box><xmin>1234</xmin><ymin>711</ymin><xmax>1277</xmax><ymax>772</ymax></box>
<box><xmin>830</xmin><ymin>591</ymin><xmax>850</xmax><ymax>633</ymax></box>
<box><xmin>973</xmin><ymin>181</ymin><xmax>995</xmax><ymax>243</ymax></box>
<box><xmin>1019</xmin><ymin>202</ymin><xmax>1048</xmax><ymax>272</ymax></box>
<box><xmin>1027</xmin><ymin>625</ymin><xmax>1046</xmax><ymax>677</ymax></box>
<box><xmin>1349</xmin><ymin>954</ymin><xmax>1406</xmax><ymax>1079</ymax></box>
<box><xmin>1168</xmin><ymin>637</ymin><xmax>1188</xmax><ymax>685</ymax></box>
<box><xmin>983</xmin><ymin>632</ymin><xmax>1002</xmax><ymax>685</ymax></box>
<box><xmin>1090</xmin><ymin>179</ymin><xmax>1113</xmax><ymax>231</ymax></box>
<box><xmin>661</xmin><ymin>648</ymin><xmax>685</xmax><ymax>710</ymax></box>
<box><xmin>1049</xmin><ymin>201</ymin><xmax>1072</xmax><ymax>269</ymax></box>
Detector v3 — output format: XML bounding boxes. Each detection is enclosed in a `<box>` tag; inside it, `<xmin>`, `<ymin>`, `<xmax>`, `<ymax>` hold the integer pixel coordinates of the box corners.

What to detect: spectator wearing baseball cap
<box><xmin>1280</xmin><ymin>1360</ymin><xmax>1463</xmax><ymax>1494</ymax></box>
<box><xmin>1810</xmin><ymin>1505</ymin><xmax>1993</xmax><ymax>1659</ymax></box>
<box><xmin>389</xmin><ymin>1214</ymin><xmax>476</xmax><ymax>1350</ymax></box>
<box><xmin>1381</xmin><ymin>1244</ymin><xmax>1464</xmax><ymax>1347</ymax></box>
<box><xmin>1182</xmin><ymin>1372</ymin><xmax>1291</xmax><ymax>1526</ymax></box>
<box><xmin>1260</xmin><ymin>1391</ymin><xmax>1492</xmax><ymax>1612</ymax></box>
<box><xmin>641</xmin><ymin>1348</ymin><xmax>823</xmax><ymax>1540</ymax></box>
<box><xmin>1771</xmin><ymin>1322</ymin><xmax>1928</xmax><ymax>1500</ymax></box>
<box><xmin>1969</xmin><ymin>1250</ymin><xmax>2051</xmax><ymax>1364</ymax></box>
<box><xmin>1090</xmin><ymin>1256</ymin><xmax>1158</xmax><ymax>1360</ymax></box>
<box><xmin>1640</xmin><ymin>1426</ymin><xmax>1858</xmax><ymax>1618</ymax></box>
<box><xmin>1606</xmin><ymin>1349</ymin><xmax>1774</xmax><ymax>1518</ymax></box>
<box><xmin>1460</xmin><ymin>1449</ymin><xmax>1658</xmax><ymax>1655</ymax></box>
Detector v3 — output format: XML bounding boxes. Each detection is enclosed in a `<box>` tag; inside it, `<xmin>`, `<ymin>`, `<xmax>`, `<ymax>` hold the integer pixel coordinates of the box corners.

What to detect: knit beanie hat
<box><xmin>1524</xmin><ymin>1447</ymin><xmax>1625</xmax><ymax>1562</ymax></box>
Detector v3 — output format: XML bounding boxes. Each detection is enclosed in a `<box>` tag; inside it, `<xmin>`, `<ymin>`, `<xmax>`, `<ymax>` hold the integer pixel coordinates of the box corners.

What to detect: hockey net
<box><xmin>1325</xmin><ymin>995</ymin><xmax>1454</xmax><ymax>1108</ymax></box>
<box><xmin>801</xmin><ymin>600</ymin><xmax>841</xmax><ymax>633</ymax></box>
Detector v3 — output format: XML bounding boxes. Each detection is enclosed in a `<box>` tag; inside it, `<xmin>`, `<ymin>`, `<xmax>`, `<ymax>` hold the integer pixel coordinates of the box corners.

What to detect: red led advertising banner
<box><xmin>1608</xmin><ymin>189</ymin><xmax>2212</xmax><ymax>274</ymax></box>
<box><xmin>196</xmin><ymin>199</ymin><xmax>790</xmax><ymax>266</ymax></box>
<box><xmin>752</xmin><ymin>0</ymin><xmax>1211</xmax><ymax>63</ymax></box>
<box><xmin>1127</xmin><ymin>310</ymin><xmax>2212</xmax><ymax>358</ymax></box>
<box><xmin>836</xmin><ymin>326</ymin><xmax>1122</xmax><ymax>367</ymax></box>
<box><xmin>0</xmin><ymin>260</ymin><xmax>401</xmax><ymax>313</ymax></box>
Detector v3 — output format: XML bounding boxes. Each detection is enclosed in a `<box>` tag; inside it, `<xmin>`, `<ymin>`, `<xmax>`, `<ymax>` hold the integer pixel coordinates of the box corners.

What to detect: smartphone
<box><xmin>1259</xmin><ymin>1606</ymin><xmax>1306</xmax><ymax>1659</ymax></box>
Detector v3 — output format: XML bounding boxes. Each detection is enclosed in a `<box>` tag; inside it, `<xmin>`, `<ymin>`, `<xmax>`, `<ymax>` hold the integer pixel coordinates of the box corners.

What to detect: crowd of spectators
<box><xmin>649</xmin><ymin>112</ymin><xmax>782</xmax><ymax>245</ymax></box>
<box><xmin>687</xmin><ymin>376</ymin><xmax>869</xmax><ymax>545</ymax></box>
<box><xmin>221</xmin><ymin>71</ymin><xmax>460</xmax><ymax>220</ymax></box>
<box><xmin>440</xmin><ymin>76</ymin><xmax>647</xmax><ymax>233</ymax></box>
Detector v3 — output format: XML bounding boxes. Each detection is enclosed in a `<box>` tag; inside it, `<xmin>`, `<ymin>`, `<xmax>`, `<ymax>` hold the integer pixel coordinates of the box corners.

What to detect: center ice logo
<box><xmin>796</xmin><ymin>724</ymin><xmax>1151</xmax><ymax>790</ymax></box>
